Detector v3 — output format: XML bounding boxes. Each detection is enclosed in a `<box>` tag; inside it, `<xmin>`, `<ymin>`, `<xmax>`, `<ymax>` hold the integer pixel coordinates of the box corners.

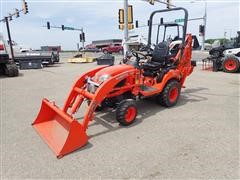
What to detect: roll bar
<box><xmin>147</xmin><ymin>7</ymin><xmax>188</xmax><ymax>47</ymax></box>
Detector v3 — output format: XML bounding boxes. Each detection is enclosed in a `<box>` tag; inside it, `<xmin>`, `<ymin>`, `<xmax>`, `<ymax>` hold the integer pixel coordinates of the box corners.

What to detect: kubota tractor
<box><xmin>32</xmin><ymin>7</ymin><xmax>196</xmax><ymax>158</ymax></box>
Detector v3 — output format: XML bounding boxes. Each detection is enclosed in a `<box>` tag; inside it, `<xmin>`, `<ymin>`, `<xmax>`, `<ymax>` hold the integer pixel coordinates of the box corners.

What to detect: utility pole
<box><xmin>5</xmin><ymin>17</ymin><xmax>14</xmax><ymax>62</ymax></box>
<box><xmin>123</xmin><ymin>0</ymin><xmax>129</xmax><ymax>57</ymax></box>
<box><xmin>0</xmin><ymin>0</ymin><xmax>29</xmax><ymax>61</ymax></box>
<box><xmin>201</xmin><ymin>0</ymin><xmax>207</xmax><ymax>50</ymax></box>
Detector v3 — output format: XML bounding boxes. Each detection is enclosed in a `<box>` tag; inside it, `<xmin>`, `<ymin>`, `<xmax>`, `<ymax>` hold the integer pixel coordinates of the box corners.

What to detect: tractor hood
<box><xmin>94</xmin><ymin>64</ymin><xmax>134</xmax><ymax>83</ymax></box>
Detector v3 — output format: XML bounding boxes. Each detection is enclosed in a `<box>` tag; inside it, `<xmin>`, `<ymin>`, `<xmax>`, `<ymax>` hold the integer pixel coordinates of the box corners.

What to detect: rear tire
<box><xmin>157</xmin><ymin>80</ymin><xmax>181</xmax><ymax>107</ymax></box>
<box><xmin>222</xmin><ymin>55</ymin><xmax>240</xmax><ymax>73</ymax></box>
<box><xmin>116</xmin><ymin>99</ymin><xmax>137</xmax><ymax>126</ymax></box>
<box><xmin>4</xmin><ymin>63</ymin><xmax>19</xmax><ymax>77</ymax></box>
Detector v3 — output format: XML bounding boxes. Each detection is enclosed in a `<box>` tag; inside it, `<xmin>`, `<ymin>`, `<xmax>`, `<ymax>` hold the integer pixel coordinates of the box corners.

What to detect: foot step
<box><xmin>140</xmin><ymin>85</ymin><xmax>158</xmax><ymax>92</ymax></box>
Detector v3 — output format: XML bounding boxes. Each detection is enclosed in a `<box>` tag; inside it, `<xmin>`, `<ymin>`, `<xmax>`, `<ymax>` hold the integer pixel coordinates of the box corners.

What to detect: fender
<box><xmin>154</xmin><ymin>69</ymin><xmax>181</xmax><ymax>92</ymax></box>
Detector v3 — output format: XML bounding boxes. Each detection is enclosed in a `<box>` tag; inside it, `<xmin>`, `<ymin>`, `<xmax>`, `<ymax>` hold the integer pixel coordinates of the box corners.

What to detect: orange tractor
<box><xmin>32</xmin><ymin>8</ymin><xmax>196</xmax><ymax>158</ymax></box>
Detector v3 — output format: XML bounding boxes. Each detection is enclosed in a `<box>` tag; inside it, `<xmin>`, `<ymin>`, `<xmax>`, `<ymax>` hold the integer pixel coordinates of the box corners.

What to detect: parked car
<box><xmin>102</xmin><ymin>44</ymin><xmax>123</xmax><ymax>54</ymax></box>
<box><xmin>81</xmin><ymin>48</ymin><xmax>100</xmax><ymax>53</ymax></box>
<box><xmin>81</xmin><ymin>44</ymin><xmax>100</xmax><ymax>53</ymax></box>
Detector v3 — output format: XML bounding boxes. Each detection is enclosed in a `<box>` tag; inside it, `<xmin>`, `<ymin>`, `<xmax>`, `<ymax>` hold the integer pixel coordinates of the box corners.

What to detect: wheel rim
<box><xmin>169</xmin><ymin>87</ymin><xmax>179</xmax><ymax>103</ymax></box>
<box><xmin>125</xmin><ymin>107</ymin><xmax>136</xmax><ymax>123</ymax></box>
<box><xmin>225</xmin><ymin>59</ymin><xmax>237</xmax><ymax>71</ymax></box>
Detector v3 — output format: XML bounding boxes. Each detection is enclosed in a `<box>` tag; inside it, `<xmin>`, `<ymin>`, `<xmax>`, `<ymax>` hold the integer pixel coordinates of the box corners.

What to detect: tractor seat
<box><xmin>142</xmin><ymin>61</ymin><xmax>162</xmax><ymax>71</ymax></box>
<box><xmin>151</xmin><ymin>42</ymin><xmax>169</xmax><ymax>63</ymax></box>
<box><xmin>142</xmin><ymin>42</ymin><xmax>170</xmax><ymax>71</ymax></box>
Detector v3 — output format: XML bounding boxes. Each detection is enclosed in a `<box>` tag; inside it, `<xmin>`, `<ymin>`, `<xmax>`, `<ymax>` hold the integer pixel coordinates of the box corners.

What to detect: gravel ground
<box><xmin>1</xmin><ymin>51</ymin><xmax>239</xmax><ymax>179</ymax></box>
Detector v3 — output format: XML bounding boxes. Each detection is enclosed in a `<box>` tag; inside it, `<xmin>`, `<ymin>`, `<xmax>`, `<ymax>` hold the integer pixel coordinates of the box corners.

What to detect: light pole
<box><xmin>201</xmin><ymin>0</ymin><xmax>207</xmax><ymax>50</ymax></box>
<box><xmin>5</xmin><ymin>17</ymin><xmax>15</xmax><ymax>62</ymax></box>
<box><xmin>190</xmin><ymin>0</ymin><xmax>207</xmax><ymax>51</ymax></box>
<box><xmin>123</xmin><ymin>0</ymin><xmax>129</xmax><ymax>57</ymax></box>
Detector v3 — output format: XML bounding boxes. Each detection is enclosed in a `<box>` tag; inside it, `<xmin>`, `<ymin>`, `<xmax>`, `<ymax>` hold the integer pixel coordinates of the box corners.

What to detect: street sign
<box><xmin>175</xmin><ymin>18</ymin><xmax>184</xmax><ymax>23</ymax></box>
<box><xmin>64</xmin><ymin>26</ymin><xmax>75</xmax><ymax>30</ymax></box>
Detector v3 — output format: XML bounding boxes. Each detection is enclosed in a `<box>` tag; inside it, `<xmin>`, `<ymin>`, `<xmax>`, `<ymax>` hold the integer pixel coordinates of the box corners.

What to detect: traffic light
<box><xmin>118</xmin><ymin>5</ymin><xmax>134</xmax><ymax>30</ymax></box>
<box><xmin>80</xmin><ymin>33</ymin><xmax>83</xmax><ymax>42</ymax></box>
<box><xmin>118</xmin><ymin>24</ymin><xmax>134</xmax><ymax>30</ymax></box>
<box><xmin>80</xmin><ymin>32</ymin><xmax>85</xmax><ymax>42</ymax></box>
<box><xmin>119</xmin><ymin>24</ymin><xmax>124</xmax><ymax>30</ymax></box>
<box><xmin>128</xmin><ymin>24</ymin><xmax>134</xmax><ymax>30</ymax></box>
<box><xmin>135</xmin><ymin>20</ymin><xmax>139</xmax><ymax>28</ymax></box>
<box><xmin>149</xmin><ymin>0</ymin><xmax>155</xmax><ymax>5</ymax></box>
<box><xmin>82</xmin><ymin>32</ymin><xmax>85</xmax><ymax>42</ymax></box>
<box><xmin>22</xmin><ymin>0</ymin><xmax>28</xmax><ymax>14</ymax></box>
<box><xmin>47</xmin><ymin>21</ymin><xmax>50</xmax><ymax>29</ymax></box>
<box><xmin>118</xmin><ymin>9</ymin><xmax>124</xmax><ymax>24</ymax></box>
<box><xmin>61</xmin><ymin>25</ymin><xmax>64</xmax><ymax>31</ymax></box>
<box><xmin>128</xmin><ymin>5</ymin><xmax>133</xmax><ymax>24</ymax></box>
<box><xmin>199</xmin><ymin>25</ymin><xmax>205</xmax><ymax>36</ymax></box>
<box><xmin>166</xmin><ymin>0</ymin><xmax>171</xmax><ymax>9</ymax></box>
<box><xmin>15</xmin><ymin>9</ymin><xmax>20</xmax><ymax>18</ymax></box>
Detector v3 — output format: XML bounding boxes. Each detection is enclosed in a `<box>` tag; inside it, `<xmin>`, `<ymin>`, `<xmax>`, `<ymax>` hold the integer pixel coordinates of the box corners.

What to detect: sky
<box><xmin>0</xmin><ymin>0</ymin><xmax>239</xmax><ymax>50</ymax></box>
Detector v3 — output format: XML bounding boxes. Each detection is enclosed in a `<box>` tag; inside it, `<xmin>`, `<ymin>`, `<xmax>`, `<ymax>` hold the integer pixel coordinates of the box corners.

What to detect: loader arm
<box><xmin>63</xmin><ymin>65</ymin><xmax>108</xmax><ymax>113</ymax></box>
<box><xmin>32</xmin><ymin>68</ymin><xmax>137</xmax><ymax>158</ymax></box>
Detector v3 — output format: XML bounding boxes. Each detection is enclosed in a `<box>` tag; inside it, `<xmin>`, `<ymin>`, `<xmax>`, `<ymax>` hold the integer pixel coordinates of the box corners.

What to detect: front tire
<box><xmin>157</xmin><ymin>80</ymin><xmax>181</xmax><ymax>107</ymax></box>
<box><xmin>116</xmin><ymin>99</ymin><xmax>137</xmax><ymax>126</ymax></box>
<box><xmin>222</xmin><ymin>55</ymin><xmax>240</xmax><ymax>73</ymax></box>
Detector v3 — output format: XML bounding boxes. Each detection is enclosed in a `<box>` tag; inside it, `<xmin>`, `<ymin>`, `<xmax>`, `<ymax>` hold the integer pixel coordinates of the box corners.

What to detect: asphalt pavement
<box><xmin>1</xmin><ymin>51</ymin><xmax>239</xmax><ymax>179</ymax></box>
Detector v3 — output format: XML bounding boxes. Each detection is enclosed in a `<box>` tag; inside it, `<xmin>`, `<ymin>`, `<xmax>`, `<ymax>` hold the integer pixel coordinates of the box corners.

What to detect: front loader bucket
<box><xmin>32</xmin><ymin>99</ymin><xmax>88</xmax><ymax>158</ymax></box>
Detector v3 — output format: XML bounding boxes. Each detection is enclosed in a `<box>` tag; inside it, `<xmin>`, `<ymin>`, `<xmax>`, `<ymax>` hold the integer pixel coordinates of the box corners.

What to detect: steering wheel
<box><xmin>131</xmin><ymin>49</ymin><xmax>151</xmax><ymax>61</ymax></box>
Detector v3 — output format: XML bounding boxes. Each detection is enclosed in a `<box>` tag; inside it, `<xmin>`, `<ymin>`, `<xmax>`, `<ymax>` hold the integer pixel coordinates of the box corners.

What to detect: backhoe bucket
<box><xmin>32</xmin><ymin>99</ymin><xmax>88</xmax><ymax>158</ymax></box>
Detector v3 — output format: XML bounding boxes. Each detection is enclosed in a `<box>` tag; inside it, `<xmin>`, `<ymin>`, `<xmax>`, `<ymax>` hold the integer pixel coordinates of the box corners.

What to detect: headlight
<box><xmin>98</xmin><ymin>74</ymin><xmax>111</xmax><ymax>83</ymax></box>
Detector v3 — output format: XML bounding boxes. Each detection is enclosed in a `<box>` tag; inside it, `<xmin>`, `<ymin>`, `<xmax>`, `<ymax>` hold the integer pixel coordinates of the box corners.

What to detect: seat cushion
<box><xmin>142</xmin><ymin>61</ymin><xmax>162</xmax><ymax>70</ymax></box>
<box><xmin>152</xmin><ymin>42</ymin><xmax>169</xmax><ymax>62</ymax></box>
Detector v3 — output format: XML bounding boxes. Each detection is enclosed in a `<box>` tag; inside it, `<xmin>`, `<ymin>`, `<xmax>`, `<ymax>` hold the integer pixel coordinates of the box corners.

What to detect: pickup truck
<box><xmin>102</xmin><ymin>44</ymin><xmax>123</xmax><ymax>54</ymax></box>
